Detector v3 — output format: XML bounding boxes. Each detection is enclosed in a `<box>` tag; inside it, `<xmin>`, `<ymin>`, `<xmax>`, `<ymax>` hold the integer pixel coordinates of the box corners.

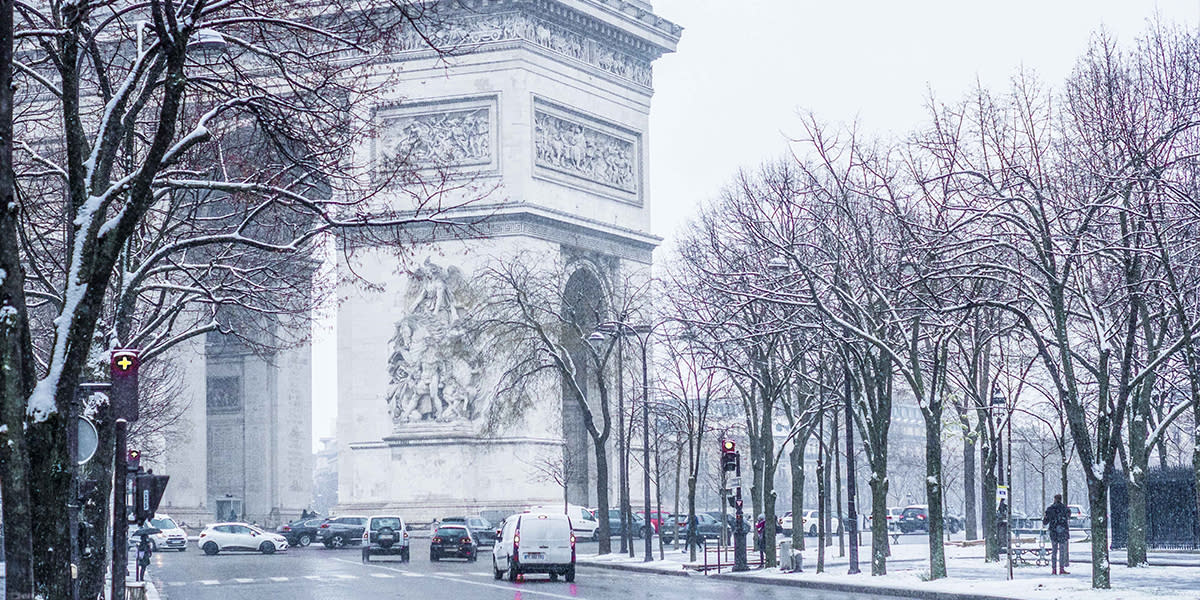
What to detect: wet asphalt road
<box><xmin>146</xmin><ymin>538</ymin><xmax>912</xmax><ymax>600</ymax></box>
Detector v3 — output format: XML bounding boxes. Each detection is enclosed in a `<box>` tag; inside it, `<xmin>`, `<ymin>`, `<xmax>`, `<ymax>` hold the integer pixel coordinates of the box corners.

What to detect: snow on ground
<box><xmin>579</xmin><ymin>539</ymin><xmax>1200</xmax><ymax>600</ymax></box>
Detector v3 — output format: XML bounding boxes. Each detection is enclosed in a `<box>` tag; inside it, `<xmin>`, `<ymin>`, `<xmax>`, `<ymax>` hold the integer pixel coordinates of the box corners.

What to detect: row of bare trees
<box><xmin>0</xmin><ymin>2</ymin><xmax>485</xmax><ymax>599</ymax></box>
<box><xmin>663</xmin><ymin>21</ymin><xmax>1200</xmax><ymax>590</ymax></box>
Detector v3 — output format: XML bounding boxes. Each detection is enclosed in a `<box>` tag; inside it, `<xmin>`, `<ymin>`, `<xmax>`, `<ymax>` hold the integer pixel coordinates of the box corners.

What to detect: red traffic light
<box><xmin>721</xmin><ymin>439</ymin><xmax>735</xmax><ymax>453</ymax></box>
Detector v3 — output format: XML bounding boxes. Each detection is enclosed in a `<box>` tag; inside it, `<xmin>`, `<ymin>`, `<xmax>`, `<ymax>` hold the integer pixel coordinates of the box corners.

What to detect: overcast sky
<box><xmin>646</xmin><ymin>0</ymin><xmax>1200</xmax><ymax>250</ymax></box>
<box><xmin>311</xmin><ymin>1</ymin><xmax>1200</xmax><ymax>447</ymax></box>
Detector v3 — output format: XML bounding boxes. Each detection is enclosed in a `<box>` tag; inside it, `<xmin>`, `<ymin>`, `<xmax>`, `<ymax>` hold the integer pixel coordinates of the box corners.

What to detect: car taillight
<box><xmin>320</xmin><ymin>523</ymin><xmax>330</xmax><ymax>528</ymax></box>
<box><xmin>403</xmin><ymin>531</ymin><xmax>409</xmax><ymax>539</ymax></box>
<box><xmin>199</xmin><ymin>532</ymin><xmax>206</xmax><ymax>538</ymax></box>
<box><xmin>513</xmin><ymin>532</ymin><xmax>520</xmax><ymax>556</ymax></box>
<box><xmin>462</xmin><ymin>537</ymin><xmax>472</xmax><ymax>544</ymax></box>
<box><xmin>432</xmin><ymin>537</ymin><xmax>442</xmax><ymax>543</ymax></box>
<box><xmin>918</xmin><ymin>514</ymin><xmax>926</xmax><ymax>520</ymax></box>
<box><xmin>282</xmin><ymin>525</ymin><xmax>291</xmax><ymax>531</ymax></box>
<box><xmin>362</xmin><ymin>532</ymin><xmax>369</xmax><ymax>541</ymax></box>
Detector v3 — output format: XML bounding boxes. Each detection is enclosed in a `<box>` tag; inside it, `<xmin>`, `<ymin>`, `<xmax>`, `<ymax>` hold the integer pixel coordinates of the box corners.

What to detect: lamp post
<box><xmin>592</xmin><ymin>321</ymin><xmax>658</xmax><ymax>562</ymax></box>
<box><xmin>991</xmin><ymin>393</ymin><xmax>1013</xmax><ymax>581</ymax></box>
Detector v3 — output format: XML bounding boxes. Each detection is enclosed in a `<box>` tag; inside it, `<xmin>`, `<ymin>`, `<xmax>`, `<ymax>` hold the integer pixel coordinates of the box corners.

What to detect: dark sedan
<box><xmin>439</xmin><ymin>516</ymin><xmax>497</xmax><ymax>546</ymax></box>
<box><xmin>317</xmin><ymin>515</ymin><xmax>368</xmax><ymax>548</ymax></box>
<box><xmin>277</xmin><ymin>517</ymin><xmax>325</xmax><ymax>547</ymax></box>
<box><xmin>429</xmin><ymin>524</ymin><xmax>477</xmax><ymax>561</ymax></box>
<box><xmin>599</xmin><ymin>509</ymin><xmax>650</xmax><ymax>538</ymax></box>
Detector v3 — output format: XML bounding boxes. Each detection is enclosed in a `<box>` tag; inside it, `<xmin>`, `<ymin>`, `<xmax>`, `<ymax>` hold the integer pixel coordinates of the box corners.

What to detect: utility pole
<box><xmin>110</xmin><ymin>349</ymin><xmax>140</xmax><ymax>600</ymax></box>
<box><xmin>722</xmin><ymin>439</ymin><xmax>748</xmax><ymax>571</ymax></box>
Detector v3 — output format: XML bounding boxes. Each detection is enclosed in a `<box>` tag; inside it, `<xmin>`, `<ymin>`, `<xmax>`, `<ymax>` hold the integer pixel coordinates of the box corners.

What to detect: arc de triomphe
<box><xmin>334</xmin><ymin>0</ymin><xmax>679</xmax><ymax>521</ymax></box>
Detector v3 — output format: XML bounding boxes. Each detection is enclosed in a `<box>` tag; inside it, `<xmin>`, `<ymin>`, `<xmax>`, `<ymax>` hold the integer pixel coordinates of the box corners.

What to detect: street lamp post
<box><xmin>991</xmin><ymin>393</ymin><xmax>1013</xmax><ymax>581</ymax></box>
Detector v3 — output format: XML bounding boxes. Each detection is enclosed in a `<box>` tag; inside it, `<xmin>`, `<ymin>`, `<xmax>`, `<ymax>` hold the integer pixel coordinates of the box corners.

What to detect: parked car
<box><xmin>1068</xmin><ymin>504</ymin><xmax>1089</xmax><ymax>529</ymax></box>
<box><xmin>527</xmin><ymin>504</ymin><xmax>599</xmax><ymax>541</ymax></box>
<box><xmin>317</xmin><ymin>515</ymin><xmax>368</xmax><ymax>548</ymax></box>
<box><xmin>706</xmin><ymin>510</ymin><xmax>738</xmax><ymax>536</ymax></box>
<box><xmin>439</xmin><ymin>516</ymin><xmax>497</xmax><ymax>546</ymax></box>
<box><xmin>492</xmin><ymin>512</ymin><xmax>576</xmax><ymax>582</ymax></box>
<box><xmin>663</xmin><ymin>512</ymin><xmax>724</xmax><ymax>544</ymax></box>
<box><xmin>361</xmin><ymin>515</ymin><xmax>410</xmax><ymax>563</ymax></box>
<box><xmin>638</xmin><ymin>510</ymin><xmax>672</xmax><ymax>534</ymax></box>
<box><xmin>145</xmin><ymin>514</ymin><xmax>187</xmax><ymax>552</ymax></box>
<box><xmin>594</xmin><ymin>509</ymin><xmax>650</xmax><ymax>538</ymax></box>
<box><xmin>800</xmin><ymin>510</ymin><xmax>842</xmax><ymax>536</ymax></box>
<box><xmin>944</xmin><ymin>513</ymin><xmax>964</xmax><ymax>534</ymax></box>
<box><xmin>277</xmin><ymin>517</ymin><xmax>325</xmax><ymax>547</ymax></box>
<box><xmin>197</xmin><ymin>522</ymin><xmax>288</xmax><ymax>555</ymax></box>
<box><xmin>867</xmin><ymin>506</ymin><xmax>905</xmax><ymax>531</ymax></box>
<box><xmin>778</xmin><ymin>511</ymin><xmax>793</xmax><ymax>535</ymax></box>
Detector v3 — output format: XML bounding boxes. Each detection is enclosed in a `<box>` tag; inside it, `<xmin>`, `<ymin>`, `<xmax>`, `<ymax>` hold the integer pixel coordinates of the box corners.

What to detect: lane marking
<box><xmin>269</xmin><ymin>577</ymin><xmax>289</xmax><ymax>582</ymax></box>
<box><xmin>303</xmin><ymin>575</ymin><xmax>321</xmax><ymax>580</ymax></box>
<box><xmin>199</xmin><ymin>580</ymin><xmax>220</xmax><ymax>585</ymax></box>
<box><xmin>332</xmin><ymin>557</ymin><xmax>589</xmax><ymax>600</ymax></box>
<box><xmin>333</xmin><ymin>574</ymin><xmax>357</xmax><ymax>580</ymax></box>
<box><xmin>370</xmin><ymin>573</ymin><xmax>396</xmax><ymax>578</ymax></box>
<box><xmin>232</xmin><ymin>578</ymin><xmax>255</xmax><ymax>584</ymax></box>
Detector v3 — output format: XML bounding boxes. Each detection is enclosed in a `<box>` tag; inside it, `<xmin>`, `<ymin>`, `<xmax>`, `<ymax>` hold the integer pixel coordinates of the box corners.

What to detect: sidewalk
<box><xmin>576</xmin><ymin>540</ymin><xmax>1200</xmax><ymax>600</ymax></box>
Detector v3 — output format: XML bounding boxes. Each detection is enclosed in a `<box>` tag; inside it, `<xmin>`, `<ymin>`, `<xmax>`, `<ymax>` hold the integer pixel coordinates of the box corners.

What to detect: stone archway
<box><xmin>561</xmin><ymin>266</ymin><xmax>606</xmax><ymax>507</ymax></box>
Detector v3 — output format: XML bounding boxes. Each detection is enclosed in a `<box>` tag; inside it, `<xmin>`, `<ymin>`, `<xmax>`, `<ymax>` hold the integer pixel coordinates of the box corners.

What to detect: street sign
<box><xmin>997</xmin><ymin>485</ymin><xmax>1009</xmax><ymax>503</ymax></box>
<box><xmin>726</xmin><ymin>477</ymin><xmax>742</xmax><ymax>489</ymax></box>
<box><xmin>134</xmin><ymin>474</ymin><xmax>170</xmax><ymax>524</ymax></box>
<box><xmin>76</xmin><ymin>416</ymin><xmax>98</xmax><ymax>464</ymax></box>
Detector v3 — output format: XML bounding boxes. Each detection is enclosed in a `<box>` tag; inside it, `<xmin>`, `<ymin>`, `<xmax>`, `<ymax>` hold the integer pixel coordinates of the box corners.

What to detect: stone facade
<box><xmin>335</xmin><ymin>0</ymin><xmax>678</xmax><ymax>522</ymax></box>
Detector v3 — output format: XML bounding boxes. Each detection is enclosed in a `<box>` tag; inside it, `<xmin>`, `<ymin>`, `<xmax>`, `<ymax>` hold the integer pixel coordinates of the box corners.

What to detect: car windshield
<box><xmin>436</xmin><ymin>527</ymin><xmax>468</xmax><ymax>539</ymax></box>
<box><xmin>371</xmin><ymin>518</ymin><xmax>403</xmax><ymax>530</ymax></box>
<box><xmin>519</xmin><ymin>517</ymin><xmax>567</xmax><ymax>542</ymax></box>
<box><xmin>150</xmin><ymin>518</ymin><xmax>176</xmax><ymax>530</ymax></box>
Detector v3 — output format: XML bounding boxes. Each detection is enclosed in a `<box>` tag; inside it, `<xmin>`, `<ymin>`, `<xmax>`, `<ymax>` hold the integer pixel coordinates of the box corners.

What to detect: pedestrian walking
<box><xmin>1042</xmin><ymin>494</ymin><xmax>1071</xmax><ymax>575</ymax></box>
<box><xmin>754</xmin><ymin>514</ymin><xmax>766</xmax><ymax>552</ymax></box>
<box><xmin>136</xmin><ymin>535</ymin><xmax>152</xmax><ymax>581</ymax></box>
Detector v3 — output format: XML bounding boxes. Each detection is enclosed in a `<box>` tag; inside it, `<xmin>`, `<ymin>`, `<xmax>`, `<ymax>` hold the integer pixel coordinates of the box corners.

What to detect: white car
<box><xmin>146</xmin><ymin>514</ymin><xmax>187</xmax><ymax>551</ymax></box>
<box><xmin>492</xmin><ymin>512</ymin><xmax>576</xmax><ymax>582</ymax></box>
<box><xmin>198</xmin><ymin>522</ymin><xmax>289</xmax><ymax>555</ymax></box>
<box><xmin>800</xmin><ymin>510</ymin><xmax>841</xmax><ymax>537</ymax></box>
<box><xmin>526</xmin><ymin>504</ymin><xmax>599</xmax><ymax>541</ymax></box>
<box><xmin>779</xmin><ymin>511</ymin><xmax>793</xmax><ymax>534</ymax></box>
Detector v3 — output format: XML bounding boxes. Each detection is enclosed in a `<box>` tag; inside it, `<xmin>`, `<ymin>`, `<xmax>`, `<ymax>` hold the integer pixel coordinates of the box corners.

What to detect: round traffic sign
<box><xmin>77</xmin><ymin>416</ymin><xmax>99</xmax><ymax>464</ymax></box>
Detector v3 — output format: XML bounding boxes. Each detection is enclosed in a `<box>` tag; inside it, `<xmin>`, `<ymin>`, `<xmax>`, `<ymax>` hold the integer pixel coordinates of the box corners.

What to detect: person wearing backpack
<box><xmin>1042</xmin><ymin>494</ymin><xmax>1071</xmax><ymax>574</ymax></box>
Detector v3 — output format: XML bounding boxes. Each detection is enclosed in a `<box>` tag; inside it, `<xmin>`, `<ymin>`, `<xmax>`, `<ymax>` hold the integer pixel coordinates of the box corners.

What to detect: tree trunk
<box><xmin>78</xmin><ymin>400</ymin><xmax>115</xmax><ymax>600</ymax></box>
<box><xmin>869</xmin><ymin>470</ymin><xmax>889</xmax><ymax>575</ymax></box>
<box><xmin>1087</xmin><ymin>478</ymin><xmax>1112</xmax><ymax>589</ymax></box>
<box><xmin>1126</xmin><ymin>408</ymin><xmax>1149</xmax><ymax>568</ymax></box>
<box><xmin>835</xmin><ymin>415</ymin><xmax>844</xmax><ymax>558</ymax></box>
<box><xmin>594</xmin><ymin>441</ymin><xmax>612</xmax><ymax>554</ymax></box>
<box><xmin>29</xmin><ymin>409</ymin><xmax>73</xmax><ymax>600</ymax></box>
<box><xmin>791</xmin><ymin>438</ymin><xmax>805</xmax><ymax>552</ymax></box>
<box><xmin>962</xmin><ymin>410</ymin><xmax>977</xmax><ymax>540</ymax></box>
<box><xmin>816</xmin><ymin>428</ymin><xmax>826</xmax><ymax>573</ymax></box>
<box><xmin>687</xmin><ymin>473</ymin><xmax>699</xmax><ymax>561</ymax></box>
<box><xmin>925</xmin><ymin>414</ymin><xmax>947</xmax><ymax>580</ymax></box>
<box><xmin>0</xmin><ymin>0</ymin><xmax>36</xmax><ymax>592</ymax></box>
<box><xmin>982</xmin><ymin>438</ymin><xmax>999</xmax><ymax>562</ymax></box>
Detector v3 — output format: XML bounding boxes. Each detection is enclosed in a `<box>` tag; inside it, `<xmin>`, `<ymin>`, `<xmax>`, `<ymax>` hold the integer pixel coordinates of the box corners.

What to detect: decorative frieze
<box><xmin>378</xmin><ymin>106</ymin><xmax>492</xmax><ymax>169</ymax></box>
<box><xmin>395</xmin><ymin>11</ymin><xmax>653</xmax><ymax>88</ymax></box>
<box><xmin>533</xmin><ymin>101</ymin><xmax>640</xmax><ymax>197</ymax></box>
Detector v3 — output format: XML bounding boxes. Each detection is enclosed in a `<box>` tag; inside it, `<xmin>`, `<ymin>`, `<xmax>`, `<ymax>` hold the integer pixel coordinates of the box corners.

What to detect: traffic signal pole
<box><xmin>112</xmin><ymin>419</ymin><xmax>128</xmax><ymax>600</ymax></box>
<box><xmin>733</xmin><ymin>456</ymin><xmax>747</xmax><ymax>572</ymax></box>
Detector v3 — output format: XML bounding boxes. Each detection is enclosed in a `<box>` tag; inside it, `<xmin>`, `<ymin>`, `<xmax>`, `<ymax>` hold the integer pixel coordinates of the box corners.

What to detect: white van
<box><xmin>146</xmin><ymin>514</ymin><xmax>188</xmax><ymax>551</ymax></box>
<box><xmin>526</xmin><ymin>504</ymin><xmax>598</xmax><ymax>541</ymax></box>
<box><xmin>492</xmin><ymin>512</ymin><xmax>575</xmax><ymax>582</ymax></box>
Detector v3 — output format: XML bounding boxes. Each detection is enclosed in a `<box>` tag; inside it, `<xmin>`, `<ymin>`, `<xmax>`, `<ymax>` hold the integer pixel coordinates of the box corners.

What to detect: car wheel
<box><xmin>591</xmin><ymin>530</ymin><xmax>599</xmax><ymax>542</ymax></box>
<box><xmin>329</xmin><ymin>534</ymin><xmax>345</xmax><ymax>549</ymax></box>
<box><xmin>550</xmin><ymin>572</ymin><xmax>559</xmax><ymax>581</ymax></box>
<box><xmin>179</xmin><ymin>546</ymin><xmax>186</xmax><ymax>552</ymax></box>
<box><xmin>402</xmin><ymin>547</ymin><xmax>410</xmax><ymax>563</ymax></box>
<box><xmin>260</xmin><ymin>541</ymin><xmax>275</xmax><ymax>555</ymax></box>
<box><xmin>298</xmin><ymin>533</ymin><xmax>312</xmax><ymax>547</ymax></box>
<box><xmin>493</xmin><ymin>558</ymin><xmax>504</xmax><ymax>580</ymax></box>
<box><xmin>809</xmin><ymin>525</ymin><xmax>817</xmax><ymax>537</ymax></box>
<box><xmin>149</xmin><ymin>540</ymin><xmax>158</xmax><ymax>552</ymax></box>
<box><xmin>565</xmin><ymin>566</ymin><xmax>576</xmax><ymax>582</ymax></box>
<box><xmin>430</xmin><ymin>551</ymin><xmax>439</xmax><ymax>562</ymax></box>
<box><xmin>202</xmin><ymin>541</ymin><xmax>219</xmax><ymax>556</ymax></box>
<box><xmin>507</xmin><ymin>562</ymin><xmax>519</xmax><ymax>582</ymax></box>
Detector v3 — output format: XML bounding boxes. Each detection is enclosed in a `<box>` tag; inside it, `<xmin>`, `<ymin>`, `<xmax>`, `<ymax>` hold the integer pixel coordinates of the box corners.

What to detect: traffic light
<box><xmin>720</xmin><ymin>439</ymin><xmax>739</xmax><ymax>472</ymax></box>
<box><xmin>133</xmin><ymin>473</ymin><xmax>170</xmax><ymax>525</ymax></box>
<box><xmin>127</xmin><ymin>449</ymin><xmax>142</xmax><ymax>473</ymax></box>
<box><xmin>110</xmin><ymin>349</ymin><xmax>140</xmax><ymax>422</ymax></box>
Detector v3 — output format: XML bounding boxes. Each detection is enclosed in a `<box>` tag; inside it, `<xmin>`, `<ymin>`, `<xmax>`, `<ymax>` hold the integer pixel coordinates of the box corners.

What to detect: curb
<box><xmin>708</xmin><ymin>571</ymin><xmax>1023</xmax><ymax>600</ymax></box>
<box><xmin>576</xmin><ymin>560</ymin><xmax>693</xmax><ymax>578</ymax></box>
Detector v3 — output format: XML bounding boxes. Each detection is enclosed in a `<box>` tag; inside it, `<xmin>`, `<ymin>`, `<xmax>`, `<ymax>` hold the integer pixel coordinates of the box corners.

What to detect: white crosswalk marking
<box><xmin>333</xmin><ymin>574</ymin><xmax>357</xmax><ymax>580</ymax></box>
<box><xmin>199</xmin><ymin>580</ymin><xmax>220</xmax><ymax>585</ymax></box>
<box><xmin>303</xmin><ymin>575</ymin><xmax>321</xmax><ymax>580</ymax></box>
<box><xmin>269</xmin><ymin>576</ymin><xmax>289</xmax><ymax>582</ymax></box>
<box><xmin>370</xmin><ymin>573</ymin><xmax>395</xmax><ymax>578</ymax></box>
<box><xmin>232</xmin><ymin>578</ymin><xmax>255</xmax><ymax>584</ymax></box>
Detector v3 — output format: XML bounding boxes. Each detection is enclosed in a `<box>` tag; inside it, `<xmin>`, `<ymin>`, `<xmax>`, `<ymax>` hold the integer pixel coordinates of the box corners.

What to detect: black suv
<box><xmin>440</xmin><ymin>516</ymin><xmax>497</xmax><ymax>546</ymax></box>
<box><xmin>277</xmin><ymin>517</ymin><xmax>325</xmax><ymax>547</ymax></box>
<box><xmin>317</xmin><ymin>515</ymin><xmax>368</xmax><ymax>548</ymax></box>
<box><xmin>362</xmin><ymin>516</ymin><xmax>410</xmax><ymax>563</ymax></box>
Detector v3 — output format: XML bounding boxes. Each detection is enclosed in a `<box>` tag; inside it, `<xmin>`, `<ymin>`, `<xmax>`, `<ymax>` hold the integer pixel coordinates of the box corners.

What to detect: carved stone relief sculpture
<box><xmin>534</xmin><ymin>110</ymin><xmax>637</xmax><ymax>193</ymax></box>
<box><xmin>379</xmin><ymin>107</ymin><xmax>491</xmax><ymax>168</ymax></box>
<box><xmin>385</xmin><ymin>259</ymin><xmax>485</xmax><ymax>427</ymax></box>
<box><xmin>394</xmin><ymin>12</ymin><xmax>653</xmax><ymax>88</ymax></box>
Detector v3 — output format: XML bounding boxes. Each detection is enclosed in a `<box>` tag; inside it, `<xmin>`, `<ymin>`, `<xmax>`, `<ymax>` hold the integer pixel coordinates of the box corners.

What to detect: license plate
<box><xmin>523</xmin><ymin>552</ymin><xmax>545</xmax><ymax>560</ymax></box>
<box><xmin>379</xmin><ymin>534</ymin><xmax>394</xmax><ymax>541</ymax></box>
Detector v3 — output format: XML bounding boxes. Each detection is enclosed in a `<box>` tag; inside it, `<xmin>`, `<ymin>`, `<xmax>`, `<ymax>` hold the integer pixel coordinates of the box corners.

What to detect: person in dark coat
<box><xmin>1042</xmin><ymin>494</ymin><xmax>1071</xmax><ymax>575</ymax></box>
